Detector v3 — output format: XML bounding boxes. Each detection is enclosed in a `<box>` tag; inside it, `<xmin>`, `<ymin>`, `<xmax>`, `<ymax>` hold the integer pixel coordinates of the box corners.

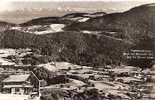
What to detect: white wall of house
<box><xmin>20</xmin><ymin>88</ymin><xmax>24</xmax><ymax>94</ymax></box>
<box><xmin>11</xmin><ymin>88</ymin><xmax>15</xmax><ymax>94</ymax></box>
<box><xmin>10</xmin><ymin>88</ymin><xmax>26</xmax><ymax>95</ymax></box>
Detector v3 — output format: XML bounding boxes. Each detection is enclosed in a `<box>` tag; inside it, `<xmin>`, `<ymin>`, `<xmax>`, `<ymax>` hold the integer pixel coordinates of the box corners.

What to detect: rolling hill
<box><xmin>0</xmin><ymin>4</ymin><xmax>155</xmax><ymax>67</ymax></box>
<box><xmin>65</xmin><ymin>4</ymin><xmax>155</xmax><ymax>47</ymax></box>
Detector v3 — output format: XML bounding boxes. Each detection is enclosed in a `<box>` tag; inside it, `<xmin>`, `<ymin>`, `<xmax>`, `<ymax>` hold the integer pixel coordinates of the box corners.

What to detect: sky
<box><xmin>0</xmin><ymin>0</ymin><xmax>155</xmax><ymax>23</ymax></box>
<box><xmin>1</xmin><ymin>0</ymin><xmax>155</xmax><ymax>12</ymax></box>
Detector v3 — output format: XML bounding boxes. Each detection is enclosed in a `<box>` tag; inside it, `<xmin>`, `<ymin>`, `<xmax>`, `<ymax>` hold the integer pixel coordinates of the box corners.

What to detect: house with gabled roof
<box><xmin>2</xmin><ymin>73</ymin><xmax>39</xmax><ymax>96</ymax></box>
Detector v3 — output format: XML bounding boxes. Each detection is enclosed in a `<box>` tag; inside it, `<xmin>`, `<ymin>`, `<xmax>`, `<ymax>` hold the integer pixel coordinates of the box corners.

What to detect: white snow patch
<box><xmin>0</xmin><ymin>49</ymin><xmax>16</xmax><ymax>65</ymax></box>
<box><xmin>55</xmin><ymin>62</ymin><xmax>82</xmax><ymax>70</ymax></box>
<box><xmin>0</xmin><ymin>58</ymin><xmax>15</xmax><ymax>65</ymax></box>
<box><xmin>0</xmin><ymin>93</ymin><xmax>30</xmax><ymax>100</ymax></box>
<box><xmin>68</xmin><ymin>79</ymin><xmax>85</xmax><ymax>87</ymax></box>
<box><xmin>11</xmin><ymin>27</ymin><xmax>22</xmax><ymax>30</ymax></box>
<box><xmin>50</xmin><ymin>24</ymin><xmax>65</xmax><ymax>32</ymax></box>
<box><xmin>94</xmin><ymin>82</ymin><xmax>114</xmax><ymax>90</ymax></box>
<box><xmin>34</xmin><ymin>30</ymin><xmax>55</xmax><ymax>35</ymax></box>
<box><xmin>27</xmin><ymin>25</ymin><xmax>41</xmax><ymax>30</ymax></box>
<box><xmin>0</xmin><ymin>49</ymin><xmax>33</xmax><ymax>66</ymax></box>
<box><xmin>82</xmin><ymin>30</ymin><xmax>92</xmax><ymax>34</ymax></box>
<box><xmin>37</xmin><ymin>62</ymin><xmax>82</xmax><ymax>72</ymax></box>
<box><xmin>0</xmin><ymin>49</ymin><xmax>16</xmax><ymax>57</ymax></box>
<box><xmin>11</xmin><ymin>24</ymin><xmax>65</xmax><ymax>35</ymax></box>
<box><xmin>116</xmin><ymin>77</ymin><xmax>142</xmax><ymax>83</ymax></box>
<box><xmin>34</xmin><ymin>24</ymin><xmax>65</xmax><ymax>35</ymax></box>
<box><xmin>106</xmin><ymin>90</ymin><xmax>130</xmax><ymax>99</ymax></box>
<box><xmin>81</xmin><ymin>30</ymin><xmax>100</xmax><ymax>34</ymax></box>
<box><xmin>78</xmin><ymin>17</ymin><xmax>90</xmax><ymax>22</ymax></box>
<box><xmin>37</xmin><ymin>63</ymin><xmax>58</xmax><ymax>72</ymax></box>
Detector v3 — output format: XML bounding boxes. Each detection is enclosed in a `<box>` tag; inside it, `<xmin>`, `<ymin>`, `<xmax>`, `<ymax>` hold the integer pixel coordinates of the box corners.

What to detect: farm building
<box><xmin>2</xmin><ymin>73</ymin><xmax>39</xmax><ymax>96</ymax></box>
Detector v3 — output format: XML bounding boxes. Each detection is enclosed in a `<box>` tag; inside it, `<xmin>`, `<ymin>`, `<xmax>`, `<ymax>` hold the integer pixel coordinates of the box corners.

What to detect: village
<box><xmin>0</xmin><ymin>48</ymin><xmax>154</xmax><ymax>100</ymax></box>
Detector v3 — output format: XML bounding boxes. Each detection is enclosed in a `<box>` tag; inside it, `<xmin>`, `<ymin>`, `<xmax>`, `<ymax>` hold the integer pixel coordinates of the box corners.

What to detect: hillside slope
<box><xmin>65</xmin><ymin>4</ymin><xmax>155</xmax><ymax>48</ymax></box>
<box><xmin>0</xmin><ymin>4</ymin><xmax>155</xmax><ymax>67</ymax></box>
<box><xmin>1</xmin><ymin>29</ymin><xmax>131</xmax><ymax>66</ymax></box>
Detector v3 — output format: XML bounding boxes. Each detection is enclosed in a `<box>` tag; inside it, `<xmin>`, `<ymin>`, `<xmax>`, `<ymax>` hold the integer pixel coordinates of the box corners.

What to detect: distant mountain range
<box><xmin>0</xmin><ymin>3</ymin><xmax>154</xmax><ymax>67</ymax></box>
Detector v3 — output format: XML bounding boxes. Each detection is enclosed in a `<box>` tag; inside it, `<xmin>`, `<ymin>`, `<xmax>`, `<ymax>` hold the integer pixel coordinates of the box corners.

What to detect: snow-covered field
<box><xmin>34</xmin><ymin>24</ymin><xmax>65</xmax><ymax>35</ymax></box>
<box><xmin>0</xmin><ymin>93</ymin><xmax>40</xmax><ymax>100</ymax></box>
<box><xmin>37</xmin><ymin>62</ymin><xmax>82</xmax><ymax>72</ymax></box>
<box><xmin>0</xmin><ymin>49</ymin><xmax>32</xmax><ymax>66</ymax></box>
<box><xmin>11</xmin><ymin>24</ymin><xmax>65</xmax><ymax>35</ymax></box>
<box><xmin>0</xmin><ymin>94</ymin><xmax>29</xmax><ymax>100</ymax></box>
<box><xmin>78</xmin><ymin>17</ymin><xmax>90</xmax><ymax>22</ymax></box>
<box><xmin>0</xmin><ymin>49</ymin><xmax>16</xmax><ymax>65</ymax></box>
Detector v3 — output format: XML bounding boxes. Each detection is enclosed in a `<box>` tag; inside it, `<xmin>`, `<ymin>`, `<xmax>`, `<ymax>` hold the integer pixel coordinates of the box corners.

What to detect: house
<box><xmin>2</xmin><ymin>73</ymin><xmax>39</xmax><ymax>96</ymax></box>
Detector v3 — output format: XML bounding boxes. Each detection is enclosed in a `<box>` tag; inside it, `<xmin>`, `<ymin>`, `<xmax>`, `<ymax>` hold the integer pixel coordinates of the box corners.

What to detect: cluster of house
<box><xmin>38</xmin><ymin>63</ymin><xmax>154</xmax><ymax>100</ymax></box>
<box><xmin>0</xmin><ymin>48</ymin><xmax>154</xmax><ymax>100</ymax></box>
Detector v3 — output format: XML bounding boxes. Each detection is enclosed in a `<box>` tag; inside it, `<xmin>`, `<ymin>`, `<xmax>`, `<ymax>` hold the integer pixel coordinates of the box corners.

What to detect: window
<box><xmin>15</xmin><ymin>88</ymin><xmax>20</xmax><ymax>92</ymax></box>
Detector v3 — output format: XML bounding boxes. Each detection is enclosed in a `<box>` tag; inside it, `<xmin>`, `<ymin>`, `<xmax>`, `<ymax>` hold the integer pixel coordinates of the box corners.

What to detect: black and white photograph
<box><xmin>0</xmin><ymin>0</ymin><xmax>155</xmax><ymax>100</ymax></box>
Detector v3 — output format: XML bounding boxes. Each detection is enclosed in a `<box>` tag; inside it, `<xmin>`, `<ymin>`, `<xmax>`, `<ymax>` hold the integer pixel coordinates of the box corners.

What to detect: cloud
<box><xmin>0</xmin><ymin>1</ymin><xmax>13</xmax><ymax>12</ymax></box>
